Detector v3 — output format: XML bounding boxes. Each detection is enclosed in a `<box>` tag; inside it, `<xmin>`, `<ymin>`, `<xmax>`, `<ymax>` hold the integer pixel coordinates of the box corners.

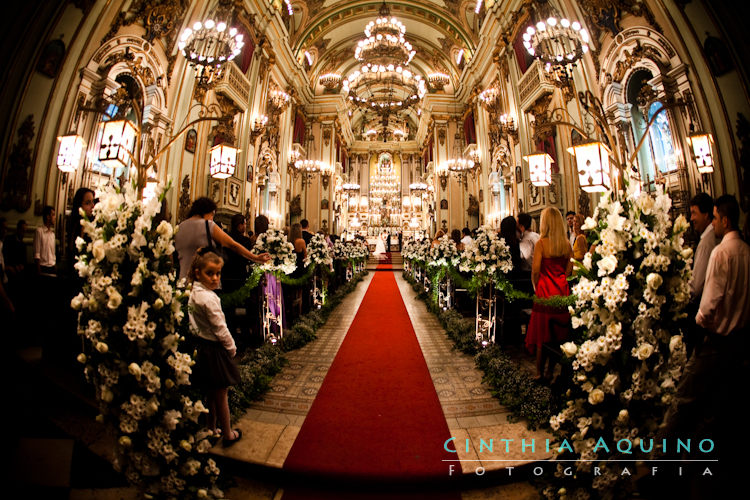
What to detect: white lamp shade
<box><xmin>56</xmin><ymin>134</ymin><xmax>86</xmax><ymax>172</ymax></box>
<box><xmin>98</xmin><ymin>120</ymin><xmax>137</xmax><ymax>168</ymax></box>
<box><xmin>687</xmin><ymin>132</ymin><xmax>714</xmax><ymax>174</ymax></box>
<box><xmin>567</xmin><ymin>141</ymin><xmax>611</xmax><ymax>193</ymax></box>
<box><xmin>209</xmin><ymin>144</ymin><xmax>238</xmax><ymax>179</ymax></box>
<box><xmin>524</xmin><ymin>152</ymin><xmax>553</xmax><ymax>187</ymax></box>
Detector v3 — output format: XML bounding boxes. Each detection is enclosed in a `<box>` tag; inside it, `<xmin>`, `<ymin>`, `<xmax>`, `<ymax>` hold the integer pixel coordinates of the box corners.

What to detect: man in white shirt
<box><xmin>34</xmin><ymin>205</ymin><xmax>56</xmax><ymax>276</ymax></box>
<box><xmin>696</xmin><ymin>194</ymin><xmax>750</xmax><ymax>336</ymax></box>
<box><xmin>660</xmin><ymin>195</ymin><xmax>749</xmax><ymax>485</ymax></box>
<box><xmin>689</xmin><ymin>193</ymin><xmax>719</xmax><ymax>303</ymax></box>
<box><xmin>460</xmin><ymin>227</ymin><xmax>473</xmax><ymax>248</ymax></box>
<box><xmin>566</xmin><ymin>210</ymin><xmax>577</xmax><ymax>248</ymax></box>
<box><xmin>517</xmin><ymin>213</ymin><xmax>540</xmax><ymax>272</ymax></box>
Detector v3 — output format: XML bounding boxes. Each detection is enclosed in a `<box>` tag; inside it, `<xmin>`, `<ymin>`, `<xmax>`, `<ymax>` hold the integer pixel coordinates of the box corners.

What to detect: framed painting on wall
<box><xmin>185</xmin><ymin>129</ymin><xmax>197</xmax><ymax>154</ymax></box>
<box><xmin>227</xmin><ymin>178</ymin><xmax>241</xmax><ymax>208</ymax></box>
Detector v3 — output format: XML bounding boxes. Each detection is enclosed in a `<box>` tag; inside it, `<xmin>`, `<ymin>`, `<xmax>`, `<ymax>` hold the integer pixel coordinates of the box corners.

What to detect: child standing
<box><xmin>188</xmin><ymin>248</ymin><xmax>243</xmax><ymax>446</ymax></box>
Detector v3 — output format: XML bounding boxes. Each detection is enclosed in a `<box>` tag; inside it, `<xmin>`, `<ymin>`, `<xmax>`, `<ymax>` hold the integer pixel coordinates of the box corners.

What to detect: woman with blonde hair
<box><xmin>432</xmin><ymin>229</ymin><xmax>445</xmax><ymax>248</ymax></box>
<box><xmin>525</xmin><ymin>207</ymin><xmax>573</xmax><ymax>380</ymax></box>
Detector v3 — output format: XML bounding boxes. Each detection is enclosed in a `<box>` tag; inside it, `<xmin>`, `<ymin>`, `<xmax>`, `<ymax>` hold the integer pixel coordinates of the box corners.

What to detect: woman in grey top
<box><xmin>175</xmin><ymin>197</ymin><xmax>270</xmax><ymax>280</ymax></box>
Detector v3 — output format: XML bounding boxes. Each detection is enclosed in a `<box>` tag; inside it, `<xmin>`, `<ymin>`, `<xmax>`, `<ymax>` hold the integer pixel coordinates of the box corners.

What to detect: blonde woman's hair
<box><xmin>434</xmin><ymin>230</ymin><xmax>445</xmax><ymax>240</ymax></box>
<box><xmin>540</xmin><ymin>207</ymin><xmax>569</xmax><ymax>257</ymax></box>
<box><xmin>189</xmin><ymin>248</ymin><xmax>223</xmax><ymax>282</ymax></box>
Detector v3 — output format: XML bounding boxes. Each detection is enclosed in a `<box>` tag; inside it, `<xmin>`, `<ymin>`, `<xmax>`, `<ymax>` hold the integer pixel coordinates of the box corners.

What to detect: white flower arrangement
<box><xmin>304</xmin><ymin>233</ymin><xmax>333</xmax><ymax>268</ymax></box>
<box><xmin>546</xmin><ymin>184</ymin><xmax>692</xmax><ymax>498</ymax></box>
<box><xmin>458</xmin><ymin>226</ymin><xmax>513</xmax><ymax>279</ymax></box>
<box><xmin>427</xmin><ymin>234</ymin><xmax>459</xmax><ymax>269</ymax></box>
<box><xmin>402</xmin><ymin>237</ymin><xmax>431</xmax><ymax>264</ymax></box>
<box><xmin>252</xmin><ymin>228</ymin><xmax>297</xmax><ymax>275</ymax></box>
<box><xmin>72</xmin><ymin>182</ymin><xmax>221</xmax><ymax>498</ymax></box>
<box><xmin>333</xmin><ymin>239</ymin><xmax>368</xmax><ymax>262</ymax></box>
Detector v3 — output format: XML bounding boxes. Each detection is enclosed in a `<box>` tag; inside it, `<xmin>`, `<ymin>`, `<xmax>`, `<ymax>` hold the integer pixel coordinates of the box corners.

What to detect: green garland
<box><xmin>219</xmin><ymin>263</ymin><xmax>336</xmax><ymax>307</ymax></box>
<box><xmin>402</xmin><ymin>271</ymin><xmax>555</xmax><ymax>430</ymax></box>
<box><xmin>419</xmin><ymin>263</ymin><xmax>578</xmax><ymax>309</ymax></box>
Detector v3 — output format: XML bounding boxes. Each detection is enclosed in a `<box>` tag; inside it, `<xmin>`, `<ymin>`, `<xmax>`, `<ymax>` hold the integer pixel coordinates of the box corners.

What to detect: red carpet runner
<box><xmin>283</xmin><ymin>271</ymin><xmax>458</xmax><ymax>495</ymax></box>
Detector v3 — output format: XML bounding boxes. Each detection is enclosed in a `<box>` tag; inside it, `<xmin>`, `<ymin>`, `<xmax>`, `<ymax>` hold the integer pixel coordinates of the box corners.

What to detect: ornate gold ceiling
<box><xmin>287</xmin><ymin>0</ymin><xmax>484</xmax><ymax>93</ymax></box>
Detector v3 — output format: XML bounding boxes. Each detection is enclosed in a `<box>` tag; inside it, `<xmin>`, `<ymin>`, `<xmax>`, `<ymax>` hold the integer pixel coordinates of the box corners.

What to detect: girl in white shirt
<box><xmin>188</xmin><ymin>248</ymin><xmax>243</xmax><ymax>447</ymax></box>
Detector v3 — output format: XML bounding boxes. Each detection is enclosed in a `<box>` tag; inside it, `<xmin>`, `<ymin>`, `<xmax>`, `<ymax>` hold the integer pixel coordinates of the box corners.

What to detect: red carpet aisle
<box><xmin>282</xmin><ymin>271</ymin><xmax>458</xmax><ymax>497</ymax></box>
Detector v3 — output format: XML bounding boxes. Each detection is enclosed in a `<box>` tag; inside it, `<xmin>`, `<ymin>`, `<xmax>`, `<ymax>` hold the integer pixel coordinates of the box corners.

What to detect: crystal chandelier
<box><xmin>343</xmin><ymin>2</ymin><xmax>425</xmax><ymax>118</ymax></box>
<box><xmin>355</xmin><ymin>4</ymin><xmax>414</xmax><ymax>68</ymax></box>
<box><xmin>427</xmin><ymin>72</ymin><xmax>450</xmax><ymax>90</ymax></box>
<box><xmin>179</xmin><ymin>1</ymin><xmax>244</xmax><ymax>85</ymax></box>
<box><xmin>523</xmin><ymin>0</ymin><xmax>589</xmax><ymax>69</ymax></box>
<box><xmin>319</xmin><ymin>73</ymin><xmax>342</xmax><ymax>90</ymax></box>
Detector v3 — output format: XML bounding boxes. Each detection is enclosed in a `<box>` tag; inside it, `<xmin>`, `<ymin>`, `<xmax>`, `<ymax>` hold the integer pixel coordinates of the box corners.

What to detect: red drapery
<box><xmin>293</xmin><ymin>113</ymin><xmax>305</xmax><ymax>144</ymax></box>
<box><xmin>463</xmin><ymin>111</ymin><xmax>477</xmax><ymax>145</ymax></box>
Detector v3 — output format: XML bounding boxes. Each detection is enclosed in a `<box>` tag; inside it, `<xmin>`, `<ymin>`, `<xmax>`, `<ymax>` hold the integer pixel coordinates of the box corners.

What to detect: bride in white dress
<box><xmin>373</xmin><ymin>231</ymin><xmax>387</xmax><ymax>260</ymax></box>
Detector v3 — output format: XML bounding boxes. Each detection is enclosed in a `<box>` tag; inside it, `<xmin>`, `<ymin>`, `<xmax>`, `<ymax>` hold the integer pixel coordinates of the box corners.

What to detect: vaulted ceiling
<box><xmin>284</xmin><ymin>0</ymin><xmax>486</xmax><ymax>139</ymax></box>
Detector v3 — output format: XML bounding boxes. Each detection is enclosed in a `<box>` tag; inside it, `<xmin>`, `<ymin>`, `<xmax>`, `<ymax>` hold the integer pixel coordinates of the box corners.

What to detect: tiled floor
<box><xmin>217</xmin><ymin>269</ymin><xmax>552</xmax><ymax>479</ymax></box>
<box><xmin>393</xmin><ymin>272</ymin><xmax>554</xmax><ymax>474</ymax></box>
<box><xmin>212</xmin><ymin>272</ymin><xmax>376</xmax><ymax>467</ymax></box>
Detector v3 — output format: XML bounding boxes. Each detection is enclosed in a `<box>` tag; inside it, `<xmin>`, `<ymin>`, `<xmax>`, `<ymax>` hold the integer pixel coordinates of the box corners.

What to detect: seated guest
<box><xmin>222</xmin><ymin>214</ymin><xmax>254</xmax><ymax>292</ymax></box>
<box><xmin>572</xmin><ymin>214</ymin><xmax>588</xmax><ymax>261</ymax></box>
<box><xmin>461</xmin><ymin>227</ymin><xmax>473</xmax><ymax>248</ymax></box>
<box><xmin>432</xmin><ymin>230</ymin><xmax>445</xmax><ymax>248</ymax></box>
<box><xmin>498</xmin><ymin>216</ymin><xmax>526</xmax><ymax>346</ymax></box>
<box><xmin>518</xmin><ymin>212</ymin><xmax>540</xmax><ymax>273</ymax></box>
<box><xmin>451</xmin><ymin>229</ymin><xmax>464</xmax><ymax>251</ymax></box>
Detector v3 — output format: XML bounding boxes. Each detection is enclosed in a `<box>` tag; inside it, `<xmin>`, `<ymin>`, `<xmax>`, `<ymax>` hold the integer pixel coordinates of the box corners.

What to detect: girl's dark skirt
<box><xmin>193</xmin><ymin>338</ymin><xmax>241</xmax><ymax>389</ymax></box>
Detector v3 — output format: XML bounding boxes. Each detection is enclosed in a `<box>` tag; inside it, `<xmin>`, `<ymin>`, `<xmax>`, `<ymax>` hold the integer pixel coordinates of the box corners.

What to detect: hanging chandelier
<box><xmin>523</xmin><ymin>0</ymin><xmax>589</xmax><ymax>70</ymax></box>
<box><xmin>179</xmin><ymin>1</ymin><xmax>244</xmax><ymax>85</ymax></box>
<box><xmin>343</xmin><ymin>2</ymin><xmax>426</xmax><ymax>118</ymax></box>
<box><xmin>355</xmin><ymin>3</ymin><xmax>414</xmax><ymax>68</ymax></box>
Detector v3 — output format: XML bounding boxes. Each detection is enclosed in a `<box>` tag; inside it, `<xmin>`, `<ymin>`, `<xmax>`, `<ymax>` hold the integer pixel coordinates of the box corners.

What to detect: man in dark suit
<box><xmin>386</xmin><ymin>232</ymin><xmax>391</xmax><ymax>252</ymax></box>
<box><xmin>301</xmin><ymin>219</ymin><xmax>314</xmax><ymax>245</ymax></box>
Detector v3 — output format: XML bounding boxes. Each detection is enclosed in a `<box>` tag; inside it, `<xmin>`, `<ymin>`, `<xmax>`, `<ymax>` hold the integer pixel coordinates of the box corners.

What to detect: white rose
<box><xmin>561</xmin><ymin>342</ymin><xmax>578</xmax><ymax>357</ymax></box>
<box><xmin>646</xmin><ymin>273</ymin><xmax>663</xmax><ymax>289</ymax></box>
<box><xmin>635</xmin><ymin>343</ymin><xmax>654</xmax><ymax>360</ymax></box>
<box><xmin>669</xmin><ymin>335</ymin><xmax>683</xmax><ymax>353</ymax></box>
<box><xmin>129</xmin><ymin>363</ymin><xmax>142</xmax><ymax>378</ymax></box>
<box><xmin>95</xmin><ymin>341</ymin><xmax>109</xmax><ymax>353</ymax></box>
<box><xmin>681</xmin><ymin>248</ymin><xmax>693</xmax><ymax>260</ymax></box>
<box><xmin>107</xmin><ymin>287</ymin><xmax>122</xmax><ymax>310</ymax></box>
<box><xmin>71</xmin><ymin>293</ymin><xmax>85</xmax><ymax>310</ymax></box>
<box><xmin>153</xmin><ymin>298</ymin><xmax>164</xmax><ymax>310</ymax></box>
<box><xmin>597</xmin><ymin>255</ymin><xmax>618</xmax><ymax>276</ymax></box>
<box><xmin>582</xmin><ymin>217</ymin><xmax>597</xmax><ymax>230</ymax></box>
<box><xmin>617</xmin><ymin>409</ymin><xmax>629</xmax><ymax>423</ymax></box>
<box><xmin>156</xmin><ymin>220</ymin><xmax>173</xmax><ymax>238</ymax></box>
<box><xmin>582</xmin><ymin>252</ymin><xmax>592</xmax><ymax>270</ymax></box>
<box><xmin>588</xmin><ymin>388</ymin><xmax>605</xmax><ymax>405</ymax></box>
<box><xmin>92</xmin><ymin>239</ymin><xmax>106</xmax><ymax>262</ymax></box>
<box><xmin>76</xmin><ymin>353</ymin><xmax>87</xmax><ymax>364</ymax></box>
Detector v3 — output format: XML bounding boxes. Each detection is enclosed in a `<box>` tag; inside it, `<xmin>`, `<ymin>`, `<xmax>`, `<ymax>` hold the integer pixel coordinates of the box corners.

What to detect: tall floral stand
<box><xmin>438</xmin><ymin>275</ymin><xmax>453</xmax><ymax>310</ymax></box>
<box><xmin>475</xmin><ymin>284</ymin><xmax>496</xmax><ymax>345</ymax></box>
<box><xmin>262</xmin><ymin>273</ymin><xmax>284</xmax><ymax>344</ymax></box>
<box><xmin>312</xmin><ymin>269</ymin><xmax>327</xmax><ymax>310</ymax></box>
<box><xmin>345</xmin><ymin>262</ymin><xmax>353</xmax><ymax>281</ymax></box>
<box><xmin>423</xmin><ymin>270</ymin><xmax>431</xmax><ymax>293</ymax></box>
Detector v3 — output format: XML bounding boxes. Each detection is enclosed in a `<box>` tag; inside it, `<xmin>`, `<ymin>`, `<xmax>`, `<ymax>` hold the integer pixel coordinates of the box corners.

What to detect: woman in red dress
<box><xmin>525</xmin><ymin>207</ymin><xmax>573</xmax><ymax>380</ymax></box>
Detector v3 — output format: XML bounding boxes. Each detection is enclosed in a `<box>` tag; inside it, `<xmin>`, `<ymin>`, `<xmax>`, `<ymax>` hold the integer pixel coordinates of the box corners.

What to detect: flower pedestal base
<box><xmin>475</xmin><ymin>284</ymin><xmax>496</xmax><ymax>346</ymax></box>
<box><xmin>438</xmin><ymin>277</ymin><xmax>453</xmax><ymax>311</ymax></box>
<box><xmin>346</xmin><ymin>263</ymin><xmax>353</xmax><ymax>281</ymax></box>
<box><xmin>263</xmin><ymin>273</ymin><xmax>284</xmax><ymax>344</ymax></box>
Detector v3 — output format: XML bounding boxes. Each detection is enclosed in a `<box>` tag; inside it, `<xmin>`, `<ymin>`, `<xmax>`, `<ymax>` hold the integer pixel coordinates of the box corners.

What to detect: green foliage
<box><xmin>403</xmin><ymin>270</ymin><xmax>555</xmax><ymax>430</ymax></box>
<box><xmin>228</xmin><ymin>270</ymin><xmax>367</xmax><ymax>419</ymax></box>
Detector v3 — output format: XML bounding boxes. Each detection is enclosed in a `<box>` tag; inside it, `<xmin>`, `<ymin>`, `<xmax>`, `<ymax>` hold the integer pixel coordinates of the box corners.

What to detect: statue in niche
<box><xmin>267</xmin><ymin>164</ymin><xmax>280</xmax><ymax>207</ymax></box>
<box><xmin>440</xmin><ymin>199</ymin><xmax>448</xmax><ymax>210</ymax></box>
<box><xmin>290</xmin><ymin>194</ymin><xmax>302</xmax><ymax>216</ymax></box>
<box><xmin>467</xmin><ymin>194</ymin><xmax>479</xmax><ymax>217</ymax></box>
<box><xmin>704</xmin><ymin>32</ymin><xmax>734</xmax><ymax>77</ymax></box>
